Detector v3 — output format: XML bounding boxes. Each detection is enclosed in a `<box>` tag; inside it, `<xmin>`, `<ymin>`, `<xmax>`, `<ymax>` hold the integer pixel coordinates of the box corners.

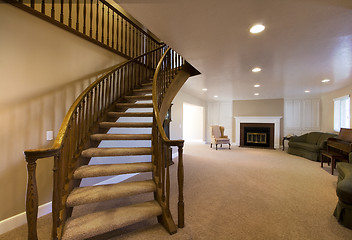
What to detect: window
<box><xmin>334</xmin><ymin>95</ymin><xmax>350</xmax><ymax>132</ymax></box>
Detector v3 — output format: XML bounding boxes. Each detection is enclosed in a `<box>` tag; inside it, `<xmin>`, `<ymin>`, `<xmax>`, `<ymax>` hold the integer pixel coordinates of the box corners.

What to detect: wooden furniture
<box><xmin>210</xmin><ymin>125</ymin><xmax>231</xmax><ymax>150</ymax></box>
<box><xmin>321</xmin><ymin>128</ymin><xmax>352</xmax><ymax>175</ymax></box>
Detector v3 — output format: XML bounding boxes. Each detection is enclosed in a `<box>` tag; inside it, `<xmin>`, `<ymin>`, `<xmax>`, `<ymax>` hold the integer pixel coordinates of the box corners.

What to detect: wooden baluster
<box><xmin>116</xmin><ymin>15</ymin><xmax>120</xmax><ymax>51</ymax></box>
<box><xmin>26</xmin><ymin>157</ymin><xmax>38</xmax><ymax>240</ymax></box>
<box><xmin>89</xmin><ymin>91</ymin><xmax>94</xmax><ymax>128</ymax></box>
<box><xmin>161</xmin><ymin>144</ymin><xmax>166</xmax><ymax>202</ymax></box>
<box><xmin>107</xmin><ymin>8</ymin><xmax>110</xmax><ymax>46</ymax></box>
<box><xmin>31</xmin><ymin>0</ymin><xmax>34</xmax><ymax>8</ymax></box>
<box><xmin>178</xmin><ymin>145</ymin><xmax>184</xmax><ymax>228</ymax></box>
<box><xmin>76</xmin><ymin>0</ymin><xmax>80</xmax><ymax>31</ymax></box>
<box><xmin>60</xmin><ymin>0</ymin><xmax>64</xmax><ymax>23</ymax></box>
<box><xmin>166</xmin><ymin>145</ymin><xmax>171</xmax><ymax>209</ymax></box>
<box><xmin>51</xmin><ymin>0</ymin><xmax>55</xmax><ymax>19</ymax></box>
<box><xmin>52</xmin><ymin>154</ymin><xmax>60</xmax><ymax>240</ymax></box>
<box><xmin>111</xmin><ymin>12</ymin><xmax>114</xmax><ymax>49</ymax></box>
<box><xmin>96</xmin><ymin>0</ymin><xmax>99</xmax><ymax>40</ymax></box>
<box><xmin>79</xmin><ymin>104</ymin><xmax>84</xmax><ymax>146</ymax></box>
<box><xmin>83</xmin><ymin>0</ymin><xmax>87</xmax><ymax>34</ymax></box>
<box><xmin>132</xmin><ymin>27</ymin><xmax>135</xmax><ymax>57</ymax></box>
<box><xmin>85</xmin><ymin>95</ymin><xmax>90</xmax><ymax>138</ymax></box>
<box><xmin>125</xmin><ymin>20</ymin><xmax>128</xmax><ymax>55</ymax></box>
<box><xmin>101</xmin><ymin>4</ymin><xmax>104</xmax><ymax>43</ymax></box>
<box><xmin>41</xmin><ymin>0</ymin><xmax>45</xmax><ymax>14</ymax></box>
<box><xmin>94</xmin><ymin>86</ymin><xmax>99</xmax><ymax>122</ymax></box>
<box><xmin>129</xmin><ymin>25</ymin><xmax>132</xmax><ymax>57</ymax></box>
<box><xmin>69</xmin><ymin>0</ymin><xmax>72</xmax><ymax>27</ymax></box>
<box><xmin>89</xmin><ymin>0</ymin><xmax>93</xmax><ymax>37</ymax></box>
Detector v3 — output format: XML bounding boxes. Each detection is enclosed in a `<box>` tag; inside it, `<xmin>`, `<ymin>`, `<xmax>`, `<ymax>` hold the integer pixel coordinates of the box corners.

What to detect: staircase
<box><xmin>61</xmin><ymin>81</ymin><xmax>163</xmax><ymax>239</ymax></box>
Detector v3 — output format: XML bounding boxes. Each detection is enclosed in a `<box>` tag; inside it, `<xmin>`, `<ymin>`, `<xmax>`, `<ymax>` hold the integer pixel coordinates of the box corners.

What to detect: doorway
<box><xmin>183</xmin><ymin>102</ymin><xmax>204</xmax><ymax>142</ymax></box>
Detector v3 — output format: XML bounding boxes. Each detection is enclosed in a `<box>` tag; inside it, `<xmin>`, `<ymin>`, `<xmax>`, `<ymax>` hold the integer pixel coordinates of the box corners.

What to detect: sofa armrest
<box><xmin>318</xmin><ymin>140</ymin><xmax>328</xmax><ymax>150</ymax></box>
<box><xmin>289</xmin><ymin>134</ymin><xmax>307</xmax><ymax>143</ymax></box>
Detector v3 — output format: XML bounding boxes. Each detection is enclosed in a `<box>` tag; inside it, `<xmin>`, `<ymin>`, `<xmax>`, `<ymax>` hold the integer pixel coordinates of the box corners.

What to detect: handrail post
<box><xmin>177</xmin><ymin>144</ymin><xmax>184</xmax><ymax>228</ymax></box>
<box><xmin>25</xmin><ymin>156</ymin><xmax>39</xmax><ymax>240</ymax></box>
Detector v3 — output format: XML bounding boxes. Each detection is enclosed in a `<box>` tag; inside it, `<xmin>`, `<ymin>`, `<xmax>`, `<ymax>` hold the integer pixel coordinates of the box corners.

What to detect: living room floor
<box><xmin>1</xmin><ymin>143</ymin><xmax>352</xmax><ymax>240</ymax></box>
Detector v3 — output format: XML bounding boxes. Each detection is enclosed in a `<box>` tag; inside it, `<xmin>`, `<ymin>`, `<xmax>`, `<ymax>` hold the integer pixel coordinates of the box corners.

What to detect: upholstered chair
<box><xmin>210</xmin><ymin>125</ymin><xmax>231</xmax><ymax>150</ymax></box>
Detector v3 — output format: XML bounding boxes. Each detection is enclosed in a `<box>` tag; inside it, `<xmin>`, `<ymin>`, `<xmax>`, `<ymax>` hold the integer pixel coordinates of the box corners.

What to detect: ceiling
<box><xmin>115</xmin><ymin>0</ymin><xmax>352</xmax><ymax>102</ymax></box>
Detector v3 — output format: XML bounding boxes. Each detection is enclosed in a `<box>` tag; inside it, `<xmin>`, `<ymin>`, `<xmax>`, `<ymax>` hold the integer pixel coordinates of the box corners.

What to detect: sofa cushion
<box><xmin>288</xmin><ymin>142</ymin><xmax>320</xmax><ymax>152</ymax></box>
<box><xmin>306</xmin><ymin>132</ymin><xmax>322</xmax><ymax>144</ymax></box>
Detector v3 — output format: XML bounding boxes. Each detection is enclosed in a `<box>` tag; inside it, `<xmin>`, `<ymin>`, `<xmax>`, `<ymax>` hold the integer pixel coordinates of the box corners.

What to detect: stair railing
<box><xmin>5</xmin><ymin>0</ymin><xmax>161</xmax><ymax>59</ymax></box>
<box><xmin>152</xmin><ymin>47</ymin><xmax>186</xmax><ymax>229</ymax></box>
<box><xmin>24</xmin><ymin>45</ymin><xmax>165</xmax><ymax>240</ymax></box>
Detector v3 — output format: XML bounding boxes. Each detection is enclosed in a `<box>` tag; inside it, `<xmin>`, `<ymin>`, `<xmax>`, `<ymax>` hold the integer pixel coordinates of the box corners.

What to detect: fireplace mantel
<box><xmin>234</xmin><ymin>116</ymin><xmax>282</xmax><ymax>149</ymax></box>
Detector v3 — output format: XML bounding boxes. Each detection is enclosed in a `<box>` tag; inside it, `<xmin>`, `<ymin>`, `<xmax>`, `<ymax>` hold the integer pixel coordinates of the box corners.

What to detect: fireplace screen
<box><xmin>246</xmin><ymin>132</ymin><xmax>267</xmax><ymax>144</ymax></box>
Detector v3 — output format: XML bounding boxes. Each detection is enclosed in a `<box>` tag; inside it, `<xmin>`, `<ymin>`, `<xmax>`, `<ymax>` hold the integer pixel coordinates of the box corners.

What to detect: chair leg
<box><xmin>229</xmin><ymin>143</ymin><xmax>231</xmax><ymax>149</ymax></box>
<box><xmin>216</xmin><ymin>144</ymin><xmax>218</xmax><ymax>150</ymax></box>
<box><xmin>220</xmin><ymin>144</ymin><xmax>222</xmax><ymax>148</ymax></box>
<box><xmin>210</xmin><ymin>143</ymin><xmax>212</xmax><ymax>148</ymax></box>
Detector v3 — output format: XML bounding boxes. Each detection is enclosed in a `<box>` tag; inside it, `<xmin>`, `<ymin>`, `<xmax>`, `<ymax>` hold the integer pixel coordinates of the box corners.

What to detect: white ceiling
<box><xmin>116</xmin><ymin>0</ymin><xmax>352</xmax><ymax>102</ymax></box>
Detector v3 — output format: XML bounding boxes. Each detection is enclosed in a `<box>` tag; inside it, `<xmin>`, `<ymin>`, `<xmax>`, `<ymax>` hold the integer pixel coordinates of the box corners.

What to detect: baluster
<box><xmin>101</xmin><ymin>80</ymin><xmax>105</xmax><ymax>116</ymax></box>
<box><xmin>107</xmin><ymin>9</ymin><xmax>110</xmax><ymax>46</ymax></box>
<box><xmin>94</xmin><ymin>86</ymin><xmax>99</xmax><ymax>122</ymax></box>
<box><xmin>129</xmin><ymin>25</ymin><xmax>132</xmax><ymax>57</ymax></box>
<box><xmin>60</xmin><ymin>0</ymin><xmax>64</xmax><ymax>23</ymax></box>
<box><xmin>52</xmin><ymin>154</ymin><xmax>60</xmax><ymax>240</ymax></box>
<box><xmin>161</xmin><ymin>144</ymin><xmax>166</xmax><ymax>202</ymax></box>
<box><xmin>116</xmin><ymin>15</ymin><xmax>120</xmax><ymax>51</ymax></box>
<box><xmin>79</xmin><ymin>104</ymin><xmax>84</xmax><ymax>146</ymax></box>
<box><xmin>76</xmin><ymin>0</ymin><xmax>80</xmax><ymax>31</ymax></box>
<box><xmin>41</xmin><ymin>0</ymin><xmax>45</xmax><ymax>14</ymax></box>
<box><xmin>101</xmin><ymin>4</ymin><xmax>104</xmax><ymax>43</ymax></box>
<box><xmin>31</xmin><ymin>0</ymin><xmax>34</xmax><ymax>8</ymax></box>
<box><xmin>125</xmin><ymin>20</ymin><xmax>128</xmax><ymax>55</ymax></box>
<box><xmin>178</xmin><ymin>145</ymin><xmax>184</xmax><ymax>228</ymax></box>
<box><xmin>132</xmin><ymin>27</ymin><xmax>135</xmax><ymax>57</ymax></box>
<box><xmin>89</xmin><ymin>0</ymin><xmax>93</xmax><ymax>37</ymax></box>
<box><xmin>69</xmin><ymin>0</ymin><xmax>72</xmax><ymax>27</ymax></box>
<box><xmin>26</xmin><ymin>157</ymin><xmax>38</xmax><ymax>240</ymax></box>
<box><xmin>166</xmin><ymin>145</ymin><xmax>171</xmax><ymax>209</ymax></box>
<box><xmin>96</xmin><ymin>0</ymin><xmax>99</xmax><ymax>40</ymax></box>
<box><xmin>74</xmin><ymin>111</ymin><xmax>79</xmax><ymax>157</ymax></box>
<box><xmin>111</xmin><ymin>12</ymin><xmax>114</xmax><ymax>49</ymax></box>
<box><xmin>83</xmin><ymin>0</ymin><xmax>87</xmax><ymax>34</ymax></box>
<box><xmin>51</xmin><ymin>0</ymin><xmax>55</xmax><ymax>19</ymax></box>
<box><xmin>89</xmin><ymin>91</ymin><xmax>94</xmax><ymax>127</ymax></box>
<box><xmin>85</xmin><ymin>96</ymin><xmax>90</xmax><ymax>139</ymax></box>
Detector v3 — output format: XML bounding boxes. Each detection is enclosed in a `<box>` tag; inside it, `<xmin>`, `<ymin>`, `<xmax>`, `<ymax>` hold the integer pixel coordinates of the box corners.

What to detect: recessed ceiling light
<box><xmin>202</xmin><ymin>88</ymin><xmax>208</xmax><ymax>91</ymax></box>
<box><xmin>252</xmin><ymin>67</ymin><xmax>262</xmax><ymax>73</ymax></box>
<box><xmin>250</xmin><ymin>24</ymin><xmax>265</xmax><ymax>34</ymax></box>
<box><xmin>254</xmin><ymin>93</ymin><xmax>259</xmax><ymax>96</ymax></box>
<box><xmin>321</xmin><ymin>79</ymin><xmax>330</xmax><ymax>83</ymax></box>
<box><xmin>214</xmin><ymin>95</ymin><xmax>218</xmax><ymax>98</ymax></box>
<box><xmin>254</xmin><ymin>84</ymin><xmax>260</xmax><ymax>87</ymax></box>
<box><xmin>305</xmin><ymin>90</ymin><xmax>310</xmax><ymax>93</ymax></box>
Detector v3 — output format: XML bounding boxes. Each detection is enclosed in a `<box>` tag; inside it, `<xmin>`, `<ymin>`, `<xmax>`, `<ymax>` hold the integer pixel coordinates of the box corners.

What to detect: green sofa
<box><xmin>287</xmin><ymin>132</ymin><xmax>337</xmax><ymax>161</ymax></box>
<box><xmin>334</xmin><ymin>153</ymin><xmax>352</xmax><ymax>229</ymax></box>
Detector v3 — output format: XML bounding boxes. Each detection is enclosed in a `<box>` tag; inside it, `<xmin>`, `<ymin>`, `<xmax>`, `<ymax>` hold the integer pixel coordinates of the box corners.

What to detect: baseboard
<box><xmin>0</xmin><ymin>201</ymin><xmax>52</xmax><ymax>235</ymax></box>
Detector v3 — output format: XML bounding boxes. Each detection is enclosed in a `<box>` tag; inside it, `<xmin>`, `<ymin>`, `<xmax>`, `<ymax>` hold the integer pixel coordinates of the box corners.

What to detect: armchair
<box><xmin>210</xmin><ymin>125</ymin><xmax>231</xmax><ymax>150</ymax></box>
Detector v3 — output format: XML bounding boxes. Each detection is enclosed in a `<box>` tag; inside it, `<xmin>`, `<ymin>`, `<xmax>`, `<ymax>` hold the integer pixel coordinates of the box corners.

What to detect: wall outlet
<box><xmin>46</xmin><ymin>131</ymin><xmax>54</xmax><ymax>141</ymax></box>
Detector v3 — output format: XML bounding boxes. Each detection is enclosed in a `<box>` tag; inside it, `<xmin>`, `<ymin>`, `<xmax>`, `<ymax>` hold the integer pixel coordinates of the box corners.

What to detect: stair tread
<box><xmin>67</xmin><ymin>180</ymin><xmax>156</xmax><ymax>207</ymax></box>
<box><xmin>74</xmin><ymin>162</ymin><xmax>153</xmax><ymax>178</ymax></box>
<box><xmin>91</xmin><ymin>134</ymin><xmax>152</xmax><ymax>141</ymax></box>
<box><xmin>124</xmin><ymin>95</ymin><xmax>152</xmax><ymax>100</ymax></box>
<box><xmin>82</xmin><ymin>147</ymin><xmax>152</xmax><ymax>157</ymax></box>
<box><xmin>116</xmin><ymin>103</ymin><xmax>153</xmax><ymax>108</ymax></box>
<box><xmin>108</xmin><ymin>112</ymin><xmax>153</xmax><ymax>117</ymax></box>
<box><xmin>62</xmin><ymin>200</ymin><xmax>162</xmax><ymax>240</ymax></box>
<box><xmin>99</xmin><ymin>122</ymin><xmax>152</xmax><ymax>128</ymax></box>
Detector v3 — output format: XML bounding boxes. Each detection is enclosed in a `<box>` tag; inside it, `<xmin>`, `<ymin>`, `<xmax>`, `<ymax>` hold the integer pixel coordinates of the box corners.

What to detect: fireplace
<box><xmin>234</xmin><ymin>116</ymin><xmax>282</xmax><ymax>149</ymax></box>
<box><xmin>240</xmin><ymin>123</ymin><xmax>274</xmax><ymax>148</ymax></box>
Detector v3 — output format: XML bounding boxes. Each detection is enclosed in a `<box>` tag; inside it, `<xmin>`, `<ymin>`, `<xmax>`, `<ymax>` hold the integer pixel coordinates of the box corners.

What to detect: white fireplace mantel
<box><xmin>234</xmin><ymin>116</ymin><xmax>282</xmax><ymax>149</ymax></box>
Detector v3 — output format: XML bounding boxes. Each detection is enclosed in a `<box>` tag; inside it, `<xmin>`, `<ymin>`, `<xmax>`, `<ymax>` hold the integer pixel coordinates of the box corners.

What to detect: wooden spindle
<box><xmin>107</xmin><ymin>8</ymin><xmax>110</xmax><ymax>46</ymax></box>
<box><xmin>125</xmin><ymin>20</ymin><xmax>128</xmax><ymax>55</ymax></box>
<box><xmin>178</xmin><ymin>145</ymin><xmax>184</xmax><ymax>228</ymax></box>
<box><xmin>96</xmin><ymin>0</ymin><xmax>99</xmax><ymax>40</ymax></box>
<box><xmin>111</xmin><ymin>12</ymin><xmax>114</xmax><ymax>48</ymax></box>
<box><xmin>132</xmin><ymin>27</ymin><xmax>135</xmax><ymax>57</ymax></box>
<box><xmin>101</xmin><ymin>4</ymin><xmax>104</xmax><ymax>43</ymax></box>
<box><xmin>129</xmin><ymin>25</ymin><xmax>132</xmax><ymax>57</ymax></box>
<box><xmin>89</xmin><ymin>0</ymin><xmax>93</xmax><ymax>37</ymax></box>
<box><xmin>60</xmin><ymin>0</ymin><xmax>64</xmax><ymax>23</ymax></box>
<box><xmin>166</xmin><ymin>145</ymin><xmax>171</xmax><ymax>209</ymax></box>
<box><xmin>83</xmin><ymin>0</ymin><xmax>87</xmax><ymax>34</ymax></box>
<box><xmin>31</xmin><ymin>0</ymin><xmax>34</xmax><ymax>8</ymax></box>
<box><xmin>51</xmin><ymin>0</ymin><xmax>55</xmax><ymax>19</ymax></box>
<box><xmin>52</xmin><ymin>154</ymin><xmax>60</xmax><ymax>240</ymax></box>
<box><xmin>41</xmin><ymin>0</ymin><xmax>45</xmax><ymax>14</ymax></box>
<box><xmin>76</xmin><ymin>0</ymin><xmax>80</xmax><ymax>31</ymax></box>
<box><xmin>26</xmin><ymin>157</ymin><xmax>39</xmax><ymax>240</ymax></box>
<box><xmin>116</xmin><ymin>15</ymin><xmax>120</xmax><ymax>51</ymax></box>
<box><xmin>69</xmin><ymin>0</ymin><xmax>72</xmax><ymax>27</ymax></box>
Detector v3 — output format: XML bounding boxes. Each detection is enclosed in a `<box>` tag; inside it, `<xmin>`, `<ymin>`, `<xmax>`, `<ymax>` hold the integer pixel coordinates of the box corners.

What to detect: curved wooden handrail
<box><xmin>24</xmin><ymin>45</ymin><xmax>165</xmax><ymax>160</ymax></box>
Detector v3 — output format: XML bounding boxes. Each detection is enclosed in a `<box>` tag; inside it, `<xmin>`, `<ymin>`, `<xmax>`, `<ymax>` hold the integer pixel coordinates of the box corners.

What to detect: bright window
<box><xmin>334</xmin><ymin>95</ymin><xmax>350</xmax><ymax>132</ymax></box>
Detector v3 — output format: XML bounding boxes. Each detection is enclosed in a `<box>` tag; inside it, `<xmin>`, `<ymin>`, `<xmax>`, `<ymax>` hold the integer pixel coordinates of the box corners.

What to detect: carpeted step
<box><xmin>133</xmin><ymin>88</ymin><xmax>152</xmax><ymax>94</ymax></box>
<box><xmin>99</xmin><ymin>122</ymin><xmax>152</xmax><ymax>128</ymax></box>
<box><xmin>62</xmin><ymin>200</ymin><xmax>162</xmax><ymax>240</ymax></box>
<box><xmin>73</xmin><ymin>162</ymin><xmax>153</xmax><ymax>178</ymax></box>
<box><xmin>116</xmin><ymin>103</ymin><xmax>153</xmax><ymax>108</ymax></box>
<box><xmin>124</xmin><ymin>95</ymin><xmax>152</xmax><ymax>101</ymax></box>
<box><xmin>66</xmin><ymin>180</ymin><xmax>156</xmax><ymax>207</ymax></box>
<box><xmin>141</xmin><ymin>82</ymin><xmax>153</xmax><ymax>87</ymax></box>
<box><xmin>82</xmin><ymin>147</ymin><xmax>152</xmax><ymax>157</ymax></box>
<box><xmin>90</xmin><ymin>134</ymin><xmax>152</xmax><ymax>141</ymax></box>
<box><xmin>107</xmin><ymin>112</ymin><xmax>153</xmax><ymax>118</ymax></box>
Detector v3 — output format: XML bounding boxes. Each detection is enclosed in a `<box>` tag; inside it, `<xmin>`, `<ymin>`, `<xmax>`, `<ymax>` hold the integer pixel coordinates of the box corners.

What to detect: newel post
<box><xmin>177</xmin><ymin>144</ymin><xmax>184</xmax><ymax>228</ymax></box>
<box><xmin>25</xmin><ymin>156</ymin><xmax>39</xmax><ymax>240</ymax></box>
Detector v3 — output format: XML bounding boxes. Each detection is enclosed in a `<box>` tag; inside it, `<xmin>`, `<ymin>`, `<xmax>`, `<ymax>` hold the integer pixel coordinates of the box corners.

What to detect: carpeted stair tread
<box><xmin>66</xmin><ymin>180</ymin><xmax>156</xmax><ymax>207</ymax></box>
<box><xmin>74</xmin><ymin>162</ymin><xmax>153</xmax><ymax>178</ymax></box>
<box><xmin>62</xmin><ymin>200</ymin><xmax>162</xmax><ymax>240</ymax></box>
<box><xmin>116</xmin><ymin>103</ymin><xmax>153</xmax><ymax>108</ymax></box>
<box><xmin>108</xmin><ymin>112</ymin><xmax>153</xmax><ymax>117</ymax></box>
<box><xmin>124</xmin><ymin>95</ymin><xmax>152</xmax><ymax>100</ymax></box>
<box><xmin>91</xmin><ymin>134</ymin><xmax>152</xmax><ymax>141</ymax></box>
<box><xmin>99</xmin><ymin>122</ymin><xmax>152</xmax><ymax>128</ymax></box>
<box><xmin>82</xmin><ymin>147</ymin><xmax>152</xmax><ymax>157</ymax></box>
<box><xmin>133</xmin><ymin>88</ymin><xmax>152</xmax><ymax>93</ymax></box>
<box><xmin>141</xmin><ymin>82</ymin><xmax>153</xmax><ymax>87</ymax></box>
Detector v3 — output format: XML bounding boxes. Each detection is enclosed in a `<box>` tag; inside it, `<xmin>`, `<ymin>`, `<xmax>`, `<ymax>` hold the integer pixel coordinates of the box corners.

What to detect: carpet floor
<box><xmin>2</xmin><ymin>143</ymin><xmax>352</xmax><ymax>240</ymax></box>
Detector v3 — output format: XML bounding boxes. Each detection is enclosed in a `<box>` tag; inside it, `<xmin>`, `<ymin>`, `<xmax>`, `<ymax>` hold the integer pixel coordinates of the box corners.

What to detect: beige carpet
<box><xmin>2</xmin><ymin>143</ymin><xmax>352</xmax><ymax>240</ymax></box>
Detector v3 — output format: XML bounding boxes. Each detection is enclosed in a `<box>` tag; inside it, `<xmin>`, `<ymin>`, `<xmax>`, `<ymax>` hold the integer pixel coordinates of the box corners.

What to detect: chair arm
<box><xmin>289</xmin><ymin>134</ymin><xmax>307</xmax><ymax>143</ymax></box>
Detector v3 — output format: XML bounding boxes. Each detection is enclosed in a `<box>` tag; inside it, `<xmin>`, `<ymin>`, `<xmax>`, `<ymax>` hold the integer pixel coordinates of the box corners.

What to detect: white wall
<box><xmin>183</xmin><ymin>103</ymin><xmax>204</xmax><ymax>142</ymax></box>
<box><xmin>207</xmin><ymin>101</ymin><xmax>233</xmax><ymax>143</ymax></box>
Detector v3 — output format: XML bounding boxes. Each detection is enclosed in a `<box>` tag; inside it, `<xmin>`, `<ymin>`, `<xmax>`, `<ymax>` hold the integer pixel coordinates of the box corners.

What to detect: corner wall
<box><xmin>0</xmin><ymin>3</ymin><xmax>126</xmax><ymax>223</ymax></box>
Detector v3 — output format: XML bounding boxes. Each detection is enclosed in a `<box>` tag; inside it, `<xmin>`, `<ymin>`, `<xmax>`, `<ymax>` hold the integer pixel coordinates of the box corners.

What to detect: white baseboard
<box><xmin>0</xmin><ymin>201</ymin><xmax>52</xmax><ymax>235</ymax></box>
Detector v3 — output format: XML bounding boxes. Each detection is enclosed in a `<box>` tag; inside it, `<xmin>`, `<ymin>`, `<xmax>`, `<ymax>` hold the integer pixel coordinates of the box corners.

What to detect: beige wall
<box><xmin>320</xmin><ymin>84</ymin><xmax>352</xmax><ymax>133</ymax></box>
<box><xmin>0</xmin><ymin>3</ymin><xmax>126</xmax><ymax>221</ymax></box>
<box><xmin>232</xmin><ymin>99</ymin><xmax>284</xmax><ymax>141</ymax></box>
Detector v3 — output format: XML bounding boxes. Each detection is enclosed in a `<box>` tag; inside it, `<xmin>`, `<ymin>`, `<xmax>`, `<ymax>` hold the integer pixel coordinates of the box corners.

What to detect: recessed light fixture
<box><xmin>202</xmin><ymin>88</ymin><xmax>208</xmax><ymax>91</ymax></box>
<box><xmin>252</xmin><ymin>67</ymin><xmax>262</xmax><ymax>73</ymax></box>
<box><xmin>305</xmin><ymin>90</ymin><xmax>310</xmax><ymax>93</ymax></box>
<box><xmin>250</xmin><ymin>24</ymin><xmax>265</xmax><ymax>34</ymax></box>
<box><xmin>254</xmin><ymin>84</ymin><xmax>260</xmax><ymax>88</ymax></box>
<box><xmin>214</xmin><ymin>95</ymin><xmax>218</xmax><ymax>98</ymax></box>
<box><xmin>321</xmin><ymin>79</ymin><xmax>330</xmax><ymax>83</ymax></box>
<box><xmin>254</xmin><ymin>93</ymin><xmax>260</xmax><ymax>96</ymax></box>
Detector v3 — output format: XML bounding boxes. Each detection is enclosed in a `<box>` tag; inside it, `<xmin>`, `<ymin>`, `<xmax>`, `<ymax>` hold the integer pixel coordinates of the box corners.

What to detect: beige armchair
<box><xmin>210</xmin><ymin>125</ymin><xmax>231</xmax><ymax>150</ymax></box>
